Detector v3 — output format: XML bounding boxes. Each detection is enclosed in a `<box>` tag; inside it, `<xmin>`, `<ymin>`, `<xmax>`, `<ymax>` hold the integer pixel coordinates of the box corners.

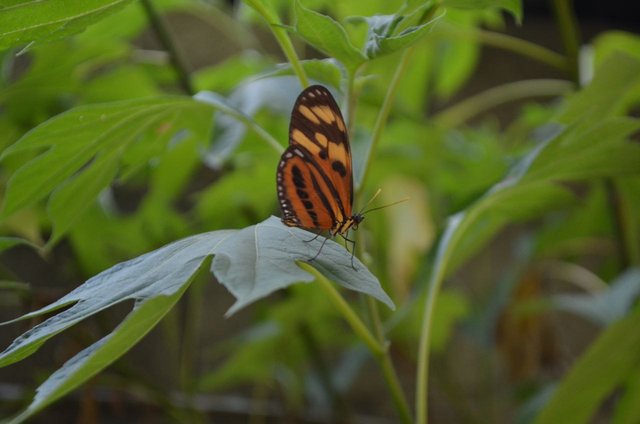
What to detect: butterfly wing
<box><xmin>276</xmin><ymin>85</ymin><xmax>353</xmax><ymax>231</ymax></box>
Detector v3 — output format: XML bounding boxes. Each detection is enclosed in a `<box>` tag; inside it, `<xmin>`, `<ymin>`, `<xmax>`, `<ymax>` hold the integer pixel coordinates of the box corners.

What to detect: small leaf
<box><xmin>0</xmin><ymin>0</ymin><xmax>135</xmax><ymax>50</ymax></box>
<box><xmin>294</xmin><ymin>0</ymin><xmax>366</xmax><ymax>73</ymax></box>
<box><xmin>353</xmin><ymin>3</ymin><xmax>443</xmax><ymax>59</ymax></box>
<box><xmin>535</xmin><ymin>304</ymin><xmax>640</xmax><ymax>424</ymax></box>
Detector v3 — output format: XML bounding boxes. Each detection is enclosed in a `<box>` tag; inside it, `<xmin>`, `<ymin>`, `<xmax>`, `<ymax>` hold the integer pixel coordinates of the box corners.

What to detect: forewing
<box><xmin>288</xmin><ymin>85</ymin><xmax>353</xmax><ymax>217</ymax></box>
<box><xmin>277</xmin><ymin>146</ymin><xmax>341</xmax><ymax>231</ymax></box>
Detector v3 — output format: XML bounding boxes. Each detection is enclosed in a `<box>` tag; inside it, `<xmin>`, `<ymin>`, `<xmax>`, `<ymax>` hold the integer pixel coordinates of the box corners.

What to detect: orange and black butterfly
<box><xmin>276</xmin><ymin>85</ymin><xmax>362</xmax><ymax>262</ymax></box>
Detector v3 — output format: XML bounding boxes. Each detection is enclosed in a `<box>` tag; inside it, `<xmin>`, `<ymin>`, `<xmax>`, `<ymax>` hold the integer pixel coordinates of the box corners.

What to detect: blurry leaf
<box><xmin>524</xmin><ymin>118</ymin><xmax>640</xmax><ymax>183</ymax></box>
<box><xmin>558</xmin><ymin>53</ymin><xmax>640</xmax><ymax>122</ymax></box>
<box><xmin>294</xmin><ymin>0</ymin><xmax>366</xmax><ymax>73</ymax></box>
<box><xmin>535</xmin><ymin>305</ymin><xmax>640</xmax><ymax>424</ymax></box>
<box><xmin>593</xmin><ymin>31</ymin><xmax>640</xmax><ymax>66</ymax></box>
<box><xmin>432</xmin><ymin>19</ymin><xmax>482</xmax><ymax>99</ymax></box>
<box><xmin>552</xmin><ymin>268</ymin><xmax>640</xmax><ymax>326</ymax></box>
<box><xmin>195</xmin><ymin>77</ymin><xmax>300</xmax><ymax>167</ymax></box>
<box><xmin>381</xmin><ymin>176</ymin><xmax>434</xmax><ymax>300</ymax></box>
<box><xmin>269</xmin><ymin>59</ymin><xmax>343</xmax><ymax>90</ymax></box>
<box><xmin>392</xmin><ymin>289</ymin><xmax>469</xmax><ymax>353</ymax></box>
<box><xmin>443</xmin><ymin>0</ymin><xmax>522</xmax><ymax>23</ymax></box>
<box><xmin>0</xmin><ymin>237</ymin><xmax>37</xmax><ymax>252</ymax></box>
<box><xmin>0</xmin><ymin>96</ymin><xmax>211</xmax><ymax>244</ymax></box>
<box><xmin>80</xmin><ymin>65</ymin><xmax>160</xmax><ymax>102</ymax></box>
<box><xmin>193</xmin><ymin>53</ymin><xmax>274</xmax><ymax>93</ymax></box>
<box><xmin>0</xmin><ymin>0</ymin><xmax>135</xmax><ymax>50</ymax></box>
<box><xmin>433</xmin><ymin>113</ymin><xmax>640</xmax><ymax>282</ymax></box>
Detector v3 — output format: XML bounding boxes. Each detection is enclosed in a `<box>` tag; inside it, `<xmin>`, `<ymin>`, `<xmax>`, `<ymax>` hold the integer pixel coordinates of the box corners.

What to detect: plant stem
<box><xmin>244</xmin><ymin>0</ymin><xmax>309</xmax><ymax>88</ymax></box>
<box><xmin>300</xmin><ymin>262</ymin><xmax>383</xmax><ymax>355</ymax></box>
<box><xmin>551</xmin><ymin>0</ymin><xmax>581</xmax><ymax>83</ymax></box>
<box><xmin>366</xmin><ymin>297</ymin><xmax>413</xmax><ymax>423</ymax></box>
<box><xmin>433</xmin><ymin>79</ymin><xmax>574</xmax><ymax>128</ymax></box>
<box><xmin>606</xmin><ymin>179</ymin><xmax>639</xmax><ymax>268</ymax></box>
<box><xmin>300</xmin><ymin>262</ymin><xmax>412</xmax><ymax>423</ymax></box>
<box><xmin>140</xmin><ymin>0</ymin><xmax>195</xmax><ymax>95</ymax></box>
<box><xmin>415</xmin><ymin>209</ymin><xmax>481</xmax><ymax>424</ymax></box>
<box><xmin>358</xmin><ymin>48</ymin><xmax>413</xmax><ymax>193</ymax></box>
<box><xmin>437</xmin><ymin>25</ymin><xmax>570</xmax><ymax>72</ymax></box>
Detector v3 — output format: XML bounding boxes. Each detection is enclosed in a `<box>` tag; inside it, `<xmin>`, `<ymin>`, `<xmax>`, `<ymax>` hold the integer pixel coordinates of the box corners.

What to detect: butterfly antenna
<box><xmin>357</xmin><ymin>188</ymin><xmax>382</xmax><ymax>215</ymax></box>
<box><xmin>359</xmin><ymin>189</ymin><xmax>410</xmax><ymax>215</ymax></box>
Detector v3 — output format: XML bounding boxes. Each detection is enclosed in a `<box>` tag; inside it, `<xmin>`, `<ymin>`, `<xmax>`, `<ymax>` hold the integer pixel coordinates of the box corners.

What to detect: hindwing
<box><xmin>276</xmin><ymin>85</ymin><xmax>354</xmax><ymax>232</ymax></box>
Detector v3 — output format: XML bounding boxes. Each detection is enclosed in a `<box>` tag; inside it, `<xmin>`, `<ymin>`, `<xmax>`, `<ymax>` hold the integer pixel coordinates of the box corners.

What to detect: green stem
<box><xmin>434</xmin><ymin>79</ymin><xmax>574</xmax><ymax>128</ymax></box>
<box><xmin>415</xmin><ymin>208</ymin><xmax>482</xmax><ymax>424</ymax></box>
<box><xmin>606</xmin><ymin>179</ymin><xmax>639</xmax><ymax>268</ymax></box>
<box><xmin>551</xmin><ymin>0</ymin><xmax>581</xmax><ymax>83</ymax></box>
<box><xmin>299</xmin><ymin>262</ymin><xmax>383</xmax><ymax>355</ymax></box>
<box><xmin>140</xmin><ymin>0</ymin><xmax>194</xmax><ymax>95</ymax></box>
<box><xmin>358</xmin><ymin>48</ymin><xmax>413</xmax><ymax>193</ymax></box>
<box><xmin>300</xmin><ymin>262</ymin><xmax>411</xmax><ymax>423</ymax></box>
<box><xmin>366</xmin><ymin>297</ymin><xmax>413</xmax><ymax>423</ymax></box>
<box><xmin>437</xmin><ymin>25</ymin><xmax>570</xmax><ymax>72</ymax></box>
<box><xmin>244</xmin><ymin>0</ymin><xmax>309</xmax><ymax>88</ymax></box>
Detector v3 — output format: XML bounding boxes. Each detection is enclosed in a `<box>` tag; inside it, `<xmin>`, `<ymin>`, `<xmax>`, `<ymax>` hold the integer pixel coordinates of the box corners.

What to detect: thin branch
<box><xmin>140</xmin><ymin>0</ymin><xmax>195</xmax><ymax>95</ymax></box>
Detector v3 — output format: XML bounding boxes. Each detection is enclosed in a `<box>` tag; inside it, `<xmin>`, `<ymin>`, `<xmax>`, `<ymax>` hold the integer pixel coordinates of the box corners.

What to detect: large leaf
<box><xmin>0</xmin><ymin>96</ymin><xmax>211</xmax><ymax>245</ymax></box>
<box><xmin>0</xmin><ymin>216</ymin><xmax>392</xmax><ymax>421</ymax></box>
<box><xmin>294</xmin><ymin>0</ymin><xmax>366</xmax><ymax>73</ymax></box>
<box><xmin>0</xmin><ymin>0</ymin><xmax>134</xmax><ymax>50</ymax></box>
<box><xmin>535</xmin><ymin>303</ymin><xmax>640</xmax><ymax>424</ymax></box>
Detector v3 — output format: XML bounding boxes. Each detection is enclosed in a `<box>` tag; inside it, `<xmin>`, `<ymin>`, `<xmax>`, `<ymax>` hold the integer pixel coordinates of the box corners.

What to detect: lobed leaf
<box><xmin>0</xmin><ymin>216</ymin><xmax>392</xmax><ymax>420</ymax></box>
<box><xmin>0</xmin><ymin>96</ymin><xmax>212</xmax><ymax>243</ymax></box>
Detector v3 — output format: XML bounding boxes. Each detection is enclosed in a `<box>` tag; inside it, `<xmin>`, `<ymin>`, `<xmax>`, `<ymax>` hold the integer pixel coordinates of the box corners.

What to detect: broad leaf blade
<box><xmin>0</xmin><ymin>0</ymin><xmax>135</xmax><ymax>50</ymax></box>
<box><xmin>0</xmin><ymin>230</ymin><xmax>235</xmax><ymax>367</ymax></box>
<box><xmin>213</xmin><ymin>216</ymin><xmax>394</xmax><ymax>315</ymax></box>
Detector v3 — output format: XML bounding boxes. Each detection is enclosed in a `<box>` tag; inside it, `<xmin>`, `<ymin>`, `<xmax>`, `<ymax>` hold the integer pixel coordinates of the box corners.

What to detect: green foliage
<box><xmin>0</xmin><ymin>0</ymin><xmax>639</xmax><ymax>422</ymax></box>
<box><xmin>0</xmin><ymin>0</ymin><xmax>135</xmax><ymax>50</ymax></box>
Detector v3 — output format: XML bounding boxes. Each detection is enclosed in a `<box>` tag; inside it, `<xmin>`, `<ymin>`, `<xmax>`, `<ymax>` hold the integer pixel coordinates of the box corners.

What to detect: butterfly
<box><xmin>276</xmin><ymin>85</ymin><xmax>362</xmax><ymax>264</ymax></box>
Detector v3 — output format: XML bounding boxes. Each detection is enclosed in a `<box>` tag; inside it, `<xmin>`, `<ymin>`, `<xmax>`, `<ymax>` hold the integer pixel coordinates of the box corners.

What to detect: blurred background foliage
<box><xmin>0</xmin><ymin>0</ymin><xmax>639</xmax><ymax>422</ymax></box>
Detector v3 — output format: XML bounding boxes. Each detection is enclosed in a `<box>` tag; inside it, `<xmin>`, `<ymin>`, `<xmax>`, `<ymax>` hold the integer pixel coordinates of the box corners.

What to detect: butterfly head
<box><xmin>351</xmin><ymin>213</ymin><xmax>364</xmax><ymax>230</ymax></box>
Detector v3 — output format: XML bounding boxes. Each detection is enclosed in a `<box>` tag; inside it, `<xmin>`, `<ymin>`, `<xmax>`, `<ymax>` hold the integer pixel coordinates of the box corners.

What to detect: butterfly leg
<box><xmin>309</xmin><ymin>235</ymin><xmax>331</xmax><ymax>262</ymax></box>
<box><xmin>303</xmin><ymin>229</ymin><xmax>324</xmax><ymax>243</ymax></box>
<box><xmin>340</xmin><ymin>234</ymin><xmax>358</xmax><ymax>270</ymax></box>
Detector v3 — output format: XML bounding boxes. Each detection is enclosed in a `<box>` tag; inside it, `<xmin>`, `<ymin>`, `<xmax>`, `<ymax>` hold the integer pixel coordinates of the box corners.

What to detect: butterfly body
<box><xmin>276</xmin><ymin>85</ymin><xmax>362</xmax><ymax>240</ymax></box>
